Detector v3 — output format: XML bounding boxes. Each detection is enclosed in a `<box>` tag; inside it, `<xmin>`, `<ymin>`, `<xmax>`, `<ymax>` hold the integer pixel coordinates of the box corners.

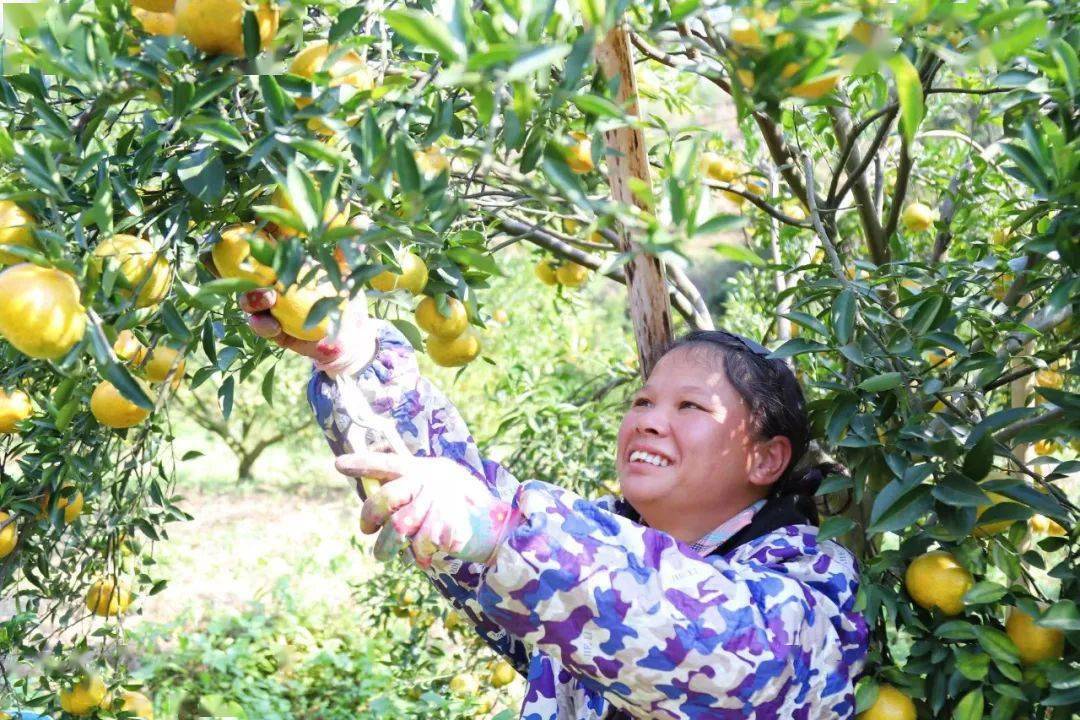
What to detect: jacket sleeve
<box><xmin>306</xmin><ymin>319</ymin><xmax>529</xmax><ymax>673</ymax></box>
<box><xmin>474</xmin><ymin>480</ymin><xmax>865</xmax><ymax>718</ymax></box>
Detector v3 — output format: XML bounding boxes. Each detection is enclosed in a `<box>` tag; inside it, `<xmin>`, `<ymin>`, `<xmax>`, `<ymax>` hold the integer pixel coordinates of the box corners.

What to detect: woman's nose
<box><xmin>634</xmin><ymin>406</ymin><xmax>669</xmax><ymax>435</ymax></box>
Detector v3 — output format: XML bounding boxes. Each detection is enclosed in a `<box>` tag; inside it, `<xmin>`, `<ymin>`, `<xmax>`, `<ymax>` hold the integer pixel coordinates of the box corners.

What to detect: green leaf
<box><xmin>390</xmin><ymin>319</ymin><xmax>424</xmax><ymax>350</ymax></box>
<box><xmin>768</xmin><ymin>338</ymin><xmax>830</xmax><ymax>359</ymax></box>
<box><xmin>694</xmin><ymin>214</ymin><xmax>746</xmax><ymax>236</ymax></box>
<box><xmin>818</xmin><ymin>516</ymin><xmax>855</xmax><ymax>543</ymax></box>
<box><xmin>953</xmin><ymin>688</ymin><xmax>983</xmax><ymax>720</ymax></box>
<box><xmin>304</xmin><ymin>296</ymin><xmax>340</xmax><ymax>332</ymax></box>
<box><xmin>931</xmin><ymin>472</ymin><xmax>988</xmax><ymax>508</ymax></box>
<box><xmin>160</xmin><ymin>302</ymin><xmax>193</xmax><ymax>344</ymax></box>
<box><xmin>261</xmin><ymin>364</ymin><xmax>276</xmax><ymax>406</ymax></box>
<box><xmin>987</xmin><ymin>15</ymin><xmax>1047</xmax><ymax>63</ymax></box>
<box><xmin>962</xmin><ymin>581</ymin><xmax>1007</xmax><ymax>606</ymax></box>
<box><xmin>713</xmin><ymin>242</ymin><xmax>765</xmax><ymax>266</ymax></box>
<box><xmin>972</xmin><ymin>626</ymin><xmax>1019</xmax><ymax>664</ymax></box>
<box><xmin>858</xmin><ymin>372</ymin><xmax>904</xmax><ymax>392</ymax></box>
<box><xmin>384</xmin><ymin>9</ymin><xmax>463</xmax><ymax>62</ymax></box>
<box><xmin>831</xmin><ymin>288</ymin><xmax>856</xmax><ymax>344</ymax></box>
<box><xmin>176</xmin><ymin>147</ymin><xmax>225</xmax><ymax>205</ymax></box>
<box><xmin>446</xmin><ymin>247</ymin><xmax>500</xmax><ymax>276</ymax></box>
<box><xmin>259</xmin><ymin>75</ymin><xmax>288</xmax><ymax>125</ymax></box>
<box><xmin>393</xmin><ymin>136</ymin><xmax>421</xmax><ymax>193</ymax></box>
<box><xmin>541</xmin><ymin>153</ymin><xmax>590</xmax><ymax>210</ymax></box>
<box><xmin>506</xmin><ymin>44</ymin><xmax>572</xmax><ymax>82</ymax></box>
<box><xmin>330</xmin><ymin>6</ymin><xmax>366</xmax><ymax>45</ymax></box>
<box><xmin>571</xmin><ymin>92</ymin><xmax>625</xmax><ymax>120</ymax></box>
<box><xmin>183</xmin><ymin>116</ymin><xmax>248</xmax><ymax>152</ymax></box>
<box><xmin>218</xmin><ymin>376</ymin><xmax>235</xmax><ymax>420</ymax></box>
<box><xmin>887</xmin><ymin>53</ymin><xmax>924</xmax><ymax>143</ymax></box>
<box><xmin>1040</xmin><ymin>600</ymin><xmax>1080</xmax><ymax>631</ymax></box>
<box><xmin>194</xmin><ymin>278</ymin><xmax>258</xmax><ymax>300</ymax></box>
<box><xmin>242</xmin><ymin>10</ymin><xmax>260</xmax><ymax>59</ymax></box>
<box><xmin>868</xmin><ymin>480</ymin><xmax>932</xmax><ymax>534</ymax></box>
<box><xmin>285</xmin><ymin>164</ymin><xmax>319</xmax><ymax>230</ymax></box>
<box><xmin>962</xmin><ymin>432</ymin><xmax>995</xmax><ymax>481</ymax></box>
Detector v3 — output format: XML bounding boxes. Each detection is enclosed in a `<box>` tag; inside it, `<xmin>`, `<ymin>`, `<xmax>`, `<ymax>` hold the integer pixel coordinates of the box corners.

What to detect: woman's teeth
<box><xmin>628</xmin><ymin>450</ymin><xmax>671</xmax><ymax>467</ymax></box>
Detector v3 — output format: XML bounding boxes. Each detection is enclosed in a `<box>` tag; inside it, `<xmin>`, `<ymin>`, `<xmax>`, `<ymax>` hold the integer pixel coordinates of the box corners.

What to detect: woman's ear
<box><xmin>748</xmin><ymin>435</ymin><xmax>792</xmax><ymax>488</ymax></box>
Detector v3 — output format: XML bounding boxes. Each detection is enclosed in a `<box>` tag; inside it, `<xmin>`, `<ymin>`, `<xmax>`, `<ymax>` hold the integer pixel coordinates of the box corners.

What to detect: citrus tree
<box><xmin>0</xmin><ymin>0</ymin><xmax>1077</xmax><ymax>717</ymax></box>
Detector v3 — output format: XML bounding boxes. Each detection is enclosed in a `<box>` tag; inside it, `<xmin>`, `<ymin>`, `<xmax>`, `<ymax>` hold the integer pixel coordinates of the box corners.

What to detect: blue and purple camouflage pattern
<box><xmin>307</xmin><ymin>321</ymin><xmax>869</xmax><ymax>719</ymax></box>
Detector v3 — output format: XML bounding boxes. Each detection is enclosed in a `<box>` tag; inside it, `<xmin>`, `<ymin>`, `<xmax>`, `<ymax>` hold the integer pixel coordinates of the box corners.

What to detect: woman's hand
<box><xmin>335</xmin><ymin>451</ymin><xmax>519</xmax><ymax>569</ymax></box>
<box><xmin>239</xmin><ymin>289</ymin><xmax>376</xmax><ymax>374</ymax></box>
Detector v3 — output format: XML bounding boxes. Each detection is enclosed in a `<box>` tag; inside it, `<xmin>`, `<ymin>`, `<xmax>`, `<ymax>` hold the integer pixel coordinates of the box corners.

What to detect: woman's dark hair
<box><xmin>653</xmin><ymin>330</ymin><xmax>847</xmax><ymax>525</ymax></box>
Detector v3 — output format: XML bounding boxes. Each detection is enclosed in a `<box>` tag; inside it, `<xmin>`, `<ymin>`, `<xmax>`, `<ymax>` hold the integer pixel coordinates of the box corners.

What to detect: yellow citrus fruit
<box><xmin>415</xmin><ymin>296</ymin><xmax>469</xmax><ymax>339</ymax></box>
<box><xmin>492</xmin><ymin>308</ymin><xmax>509</xmax><ymax>324</ymax></box>
<box><xmin>556</xmin><ymin>261</ymin><xmax>589</xmax><ymax>288</ymax></box>
<box><xmin>791</xmin><ymin>72</ymin><xmax>843</xmax><ymax>100</ymax></box>
<box><xmin>0</xmin><ymin>511</ymin><xmax>17</xmax><ymax>558</ymax></box>
<box><xmin>91</xmin><ymin>379</ymin><xmax>152</xmax><ymax>429</ymax></box>
<box><xmin>266</xmin><ymin>187</ymin><xmax>349</xmax><ymax>239</ymax></box>
<box><xmin>0</xmin><ymin>264</ymin><xmax>86</xmax><ymax>360</ymax></box>
<box><xmin>369</xmin><ymin>252</ymin><xmax>428</xmax><ymax>294</ymax></box>
<box><xmin>745</xmin><ymin>178</ymin><xmax>768</xmax><ymax>198</ymax></box>
<box><xmin>444</xmin><ymin>611</ymin><xmax>464</xmax><ymax>631</ymax></box>
<box><xmin>990</xmin><ymin>274</ymin><xmax>1013</xmax><ymax>302</ymax></box>
<box><xmin>904</xmin><ymin>550</ymin><xmax>973</xmax><ymax>616</ymax></box>
<box><xmin>175</xmin><ymin>0</ymin><xmax>278</xmax><ymax>56</ymax></box>
<box><xmin>534</xmin><ymin>259</ymin><xmax>559</xmax><ymax>286</ymax></box>
<box><xmin>729</xmin><ymin>17</ymin><xmax>762</xmax><ymax>48</ymax></box>
<box><xmin>736</xmin><ymin>68</ymin><xmax>755</xmax><ymax>89</ymax></box>
<box><xmin>1028</xmin><ymin>514</ymin><xmax>1066</xmax><ymax>536</ymax></box>
<box><xmin>850</xmin><ymin>20</ymin><xmax>878</xmax><ymax>46</ymax></box>
<box><xmin>448</xmin><ymin>673</ymin><xmax>476</xmax><ymax>697</ymax></box>
<box><xmin>0</xmin><ymin>200</ymin><xmax>37</xmax><ymax>265</ymax></box>
<box><xmin>59</xmin><ymin>675</ymin><xmax>108</xmax><ymax>716</ymax></box>
<box><xmin>722</xmin><ymin>184</ymin><xmax>747</xmax><ymax>207</ymax></box>
<box><xmin>857</xmin><ymin>684</ymin><xmax>916</xmax><ymax>720</ymax></box>
<box><xmin>565</xmin><ymin>132</ymin><xmax>593</xmax><ymax>174</ymax></box>
<box><xmin>973</xmin><ymin>492</ymin><xmax>1015</xmax><ymax>537</ymax></box>
<box><xmin>416</xmin><ymin>147</ymin><xmax>450</xmax><ymax>176</ymax></box>
<box><xmin>1006</xmin><ymin>608</ymin><xmax>1065</xmax><ymax>665</ymax></box>
<box><xmin>702</xmin><ymin>153</ymin><xmax>742</xmax><ymax>183</ymax></box>
<box><xmin>117</xmin><ymin>690</ymin><xmax>155</xmax><ymax>719</ymax></box>
<box><xmin>901</xmin><ymin>202</ymin><xmax>936</xmax><ymax>232</ymax></box>
<box><xmin>0</xmin><ymin>388</ymin><xmax>32</xmax><ymax>433</ymax></box>
<box><xmin>990</xmin><ymin>227</ymin><xmax>1012</xmax><ymax>245</ymax></box>
<box><xmin>133</xmin><ymin>7</ymin><xmax>176</xmax><ymax>35</ymax></box>
<box><xmin>113</xmin><ymin>330</ymin><xmax>147</xmax><ymax>364</ymax></box>
<box><xmin>91</xmin><ymin>234</ymin><xmax>172</xmax><ymax>308</ymax></box>
<box><xmin>143</xmin><ymin>345</ymin><xmax>185</xmax><ymax>384</ymax></box>
<box><xmin>489</xmin><ymin>660</ymin><xmax>516</xmax><ymax>688</ymax></box>
<box><xmin>924</xmin><ymin>350</ymin><xmax>954</xmax><ymax>368</ymax></box>
<box><xmin>426</xmin><ymin>329</ymin><xmax>481</xmax><ymax>367</ymax></box>
<box><xmin>271</xmin><ymin>283</ymin><xmax>339</xmax><ymax>342</ymax></box>
<box><xmin>211</xmin><ymin>224</ymin><xmax>277</xmax><ymax>286</ymax></box>
<box><xmin>1035</xmin><ymin>369</ymin><xmax>1064</xmax><ymax>390</ymax></box>
<box><xmin>782</xmin><ymin>202</ymin><xmax>807</xmax><ymax>222</ymax></box>
<box><xmin>132</xmin><ymin>0</ymin><xmax>174</xmax><ymax>12</ymax></box>
<box><xmin>39</xmin><ymin>487</ymin><xmax>85</xmax><ymax>524</ymax></box>
<box><xmin>290</xmin><ymin>41</ymin><xmax>373</xmax><ymax>133</ymax></box>
<box><xmin>86</xmin><ymin>577</ymin><xmax>132</xmax><ymax>616</ymax></box>
<box><xmin>1033</xmin><ymin>439</ymin><xmax>1059</xmax><ymax>456</ymax></box>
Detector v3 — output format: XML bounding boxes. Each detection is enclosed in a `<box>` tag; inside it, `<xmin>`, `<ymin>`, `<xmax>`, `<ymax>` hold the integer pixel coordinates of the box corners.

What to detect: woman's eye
<box><xmin>680</xmin><ymin>401</ymin><xmax>702</xmax><ymax>410</ymax></box>
<box><xmin>632</xmin><ymin>398</ymin><xmax>650</xmax><ymax>407</ymax></box>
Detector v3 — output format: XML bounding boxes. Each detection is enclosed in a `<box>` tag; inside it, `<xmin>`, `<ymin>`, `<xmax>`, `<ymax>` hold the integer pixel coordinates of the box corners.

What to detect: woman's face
<box><xmin>615</xmin><ymin>345</ymin><xmax>768</xmax><ymax>530</ymax></box>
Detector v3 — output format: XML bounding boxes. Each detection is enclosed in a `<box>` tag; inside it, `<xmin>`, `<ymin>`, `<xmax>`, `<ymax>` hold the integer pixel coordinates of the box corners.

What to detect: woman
<box><xmin>242</xmin><ymin>288</ymin><xmax>869</xmax><ymax>719</ymax></box>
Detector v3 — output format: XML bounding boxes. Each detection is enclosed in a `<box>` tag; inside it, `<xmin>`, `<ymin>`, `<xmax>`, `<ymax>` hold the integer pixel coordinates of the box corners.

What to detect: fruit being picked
<box><xmin>857</xmin><ymin>684</ymin><xmax>916</xmax><ymax>720</ymax></box>
<box><xmin>0</xmin><ymin>388</ymin><xmax>32</xmax><ymax>433</ymax></box>
<box><xmin>85</xmin><ymin>577</ymin><xmax>132</xmax><ymax>617</ymax></box>
<box><xmin>59</xmin><ymin>675</ymin><xmax>107</xmax><ymax>716</ymax></box>
<box><xmin>415</xmin><ymin>296</ymin><xmax>469</xmax><ymax>339</ymax></box>
<box><xmin>369</xmin><ymin>251</ymin><xmax>428</xmax><ymax>294</ymax></box>
<box><xmin>904</xmin><ymin>550</ymin><xmax>972</xmax><ymax>616</ymax></box>
<box><xmin>426</xmin><ymin>329</ymin><xmax>481</xmax><ymax>367</ymax></box>
<box><xmin>901</xmin><ymin>202</ymin><xmax>936</xmax><ymax>232</ymax></box>
<box><xmin>1006</xmin><ymin>608</ymin><xmax>1065</xmax><ymax>665</ymax></box>
<box><xmin>0</xmin><ymin>511</ymin><xmax>17</xmax><ymax>559</ymax></box>
<box><xmin>0</xmin><ymin>200</ymin><xmax>37</xmax><ymax>265</ymax></box>
<box><xmin>174</xmin><ymin>0</ymin><xmax>278</xmax><ymax>57</ymax></box>
<box><xmin>90</xmin><ymin>379</ymin><xmax>152</xmax><ymax>429</ymax></box>
<box><xmin>0</xmin><ymin>263</ymin><xmax>86</xmax><ymax>360</ymax></box>
<box><xmin>91</xmin><ymin>234</ymin><xmax>172</xmax><ymax>308</ymax></box>
<box><xmin>211</xmin><ymin>224</ymin><xmax>277</xmax><ymax>286</ymax></box>
<box><xmin>271</xmin><ymin>283</ymin><xmax>340</xmax><ymax>342</ymax></box>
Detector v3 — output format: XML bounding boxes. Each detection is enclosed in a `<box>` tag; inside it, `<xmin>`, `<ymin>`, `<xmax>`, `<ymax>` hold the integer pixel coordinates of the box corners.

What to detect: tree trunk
<box><xmin>595</xmin><ymin>26</ymin><xmax>674</xmax><ymax>377</ymax></box>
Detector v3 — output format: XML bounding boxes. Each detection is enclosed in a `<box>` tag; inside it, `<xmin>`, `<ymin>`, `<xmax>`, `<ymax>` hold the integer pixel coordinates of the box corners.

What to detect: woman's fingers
<box><xmin>239</xmin><ymin>288</ymin><xmax>276</xmax><ymax>314</ymax></box>
<box><xmin>335</xmin><ymin>451</ymin><xmax>413</xmax><ymax>482</ymax></box>
<box><xmin>360</xmin><ymin>475</ymin><xmax>422</xmax><ymax>534</ymax></box>
<box><xmin>247</xmin><ymin>312</ymin><xmax>282</xmax><ymax>339</ymax></box>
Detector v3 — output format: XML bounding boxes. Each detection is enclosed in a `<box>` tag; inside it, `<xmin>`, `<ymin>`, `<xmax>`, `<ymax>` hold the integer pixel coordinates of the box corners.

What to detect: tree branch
<box><xmin>828</xmin><ymin>106</ymin><xmax>888</xmax><ymax>264</ymax></box>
